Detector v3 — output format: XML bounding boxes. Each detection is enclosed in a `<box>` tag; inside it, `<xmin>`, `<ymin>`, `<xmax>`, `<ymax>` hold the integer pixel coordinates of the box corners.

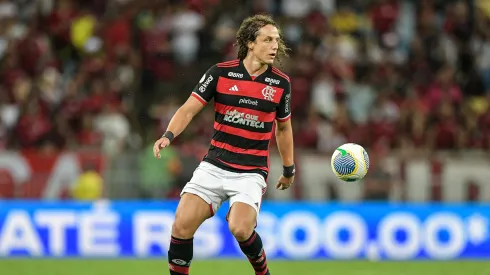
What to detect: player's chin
<box><xmin>262</xmin><ymin>58</ymin><xmax>275</xmax><ymax>65</ymax></box>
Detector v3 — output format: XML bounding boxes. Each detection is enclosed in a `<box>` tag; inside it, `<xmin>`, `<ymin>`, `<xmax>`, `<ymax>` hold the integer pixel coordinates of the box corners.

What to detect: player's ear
<box><xmin>248</xmin><ymin>41</ymin><xmax>255</xmax><ymax>51</ymax></box>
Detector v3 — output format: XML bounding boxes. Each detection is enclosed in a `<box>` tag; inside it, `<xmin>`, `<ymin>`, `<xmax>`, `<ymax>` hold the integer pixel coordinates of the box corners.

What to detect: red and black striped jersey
<box><xmin>190</xmin><ymin>59</ymin><xmax>292</xmax><ymax>179</ymax></box>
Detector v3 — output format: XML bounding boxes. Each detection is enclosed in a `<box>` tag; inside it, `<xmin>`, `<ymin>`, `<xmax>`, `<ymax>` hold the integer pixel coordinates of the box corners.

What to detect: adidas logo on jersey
<box><xmin>229</xmin><ymin>85</ymin><xmax>239</xmax><ymax>92</ymax></box>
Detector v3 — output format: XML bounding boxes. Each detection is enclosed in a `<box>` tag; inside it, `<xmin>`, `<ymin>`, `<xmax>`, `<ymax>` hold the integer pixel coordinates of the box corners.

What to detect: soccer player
<box><xmin>153</xmin><ymin>14</ymin><xmax>294</xmax><ymax>275</ymax></box>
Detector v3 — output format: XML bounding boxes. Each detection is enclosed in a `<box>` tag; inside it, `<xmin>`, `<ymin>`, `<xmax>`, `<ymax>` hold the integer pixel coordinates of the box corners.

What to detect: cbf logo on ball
<box><xmin>331</xmin><ymin>143</ymin><xmax>369</xmax><ymax>182</ymax></box>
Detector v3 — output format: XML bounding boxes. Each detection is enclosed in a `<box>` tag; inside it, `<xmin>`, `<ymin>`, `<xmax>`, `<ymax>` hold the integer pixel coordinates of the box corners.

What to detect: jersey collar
<box><xmin>238</xmin><ymin>59</ymin><xmax>272</xmax><ymax>82</ymax></box>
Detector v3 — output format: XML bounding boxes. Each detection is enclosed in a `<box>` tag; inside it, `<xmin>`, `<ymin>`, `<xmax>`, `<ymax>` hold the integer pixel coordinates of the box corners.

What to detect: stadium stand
<box><xmin>1</xmin><ymin>0</ymin><xmax>490</xmax><ymax>201</ymax></box>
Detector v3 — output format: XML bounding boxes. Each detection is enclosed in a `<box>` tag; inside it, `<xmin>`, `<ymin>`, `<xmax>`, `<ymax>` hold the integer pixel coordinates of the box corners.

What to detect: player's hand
<box><xmin>275</xmin><ymin>175</ymin><xmax>294</xmax><ymax>190</ymax></box>
<box><xmin>153</xmin><ymin>137</ymin><xmax>170</xmax><ymax>159</ymax></box>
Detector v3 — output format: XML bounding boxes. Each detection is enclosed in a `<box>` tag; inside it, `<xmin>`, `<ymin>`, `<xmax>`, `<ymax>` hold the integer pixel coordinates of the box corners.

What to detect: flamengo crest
<box><xmin>262</xmin><ymin>86</ymin><xmax>276</xmax><ymax>101</ymax></box>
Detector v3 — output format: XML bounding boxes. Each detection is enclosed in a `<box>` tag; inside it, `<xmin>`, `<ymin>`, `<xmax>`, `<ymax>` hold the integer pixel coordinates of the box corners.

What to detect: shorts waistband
<box><xmin>202</xmin><ymin>158</ymin><xmax>268</xmax><ymax>181</ymax></box>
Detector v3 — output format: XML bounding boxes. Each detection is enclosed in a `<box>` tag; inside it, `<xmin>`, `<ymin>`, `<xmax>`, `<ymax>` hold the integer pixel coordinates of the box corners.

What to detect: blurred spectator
<box><xmin>138</xmin><ymin>141</ymin><xmax>181</xmax><ymax>199</ymax></box>
<box><xmin>71</xmin><ymin>163</ymin><xmax>103</xmax><ymax>200</ymax></box>
<box><xmin>93</xmin><ymin>103</ymin><xmax>130</xmax><ymax>156</ymax></box>
<box><xmin>170</xmin><ymin>2</ymin><xmax>205</xmax><ymax>65</ymax></box>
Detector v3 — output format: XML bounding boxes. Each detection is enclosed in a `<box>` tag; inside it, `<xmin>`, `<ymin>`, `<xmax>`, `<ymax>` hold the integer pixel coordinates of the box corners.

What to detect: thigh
<box><xmin>227</xmin><ymin>201</ymin><xmax>258</xmax><ymax>241</ymax></box>
<box><xmin>174</xmin><ymin>163</ymin><xmax>227</xmax><ymax>238</ymax></box>
<box><xmin>180</xmin><ymin>162</ymin><xmax>227</xmax><ymax>215</ymax></box>
<box><xmin>226</xmin><ymin>173</ymin><xmax>266</xmax><ymax>223</ymax></box>
<box><xmin>173</xmin><ymin>193</ymin><xmax>213</xmax><ymax>238</ymax></box>
<box><xmin>227</xmin><ymin>201</ymin><xmax>257</xmax><ymax>228</ymax></box>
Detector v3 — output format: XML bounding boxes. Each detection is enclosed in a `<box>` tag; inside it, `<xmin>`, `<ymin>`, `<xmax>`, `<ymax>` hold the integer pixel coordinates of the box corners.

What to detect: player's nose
<box><xmin>271</xmin><ymin>40</ymin><xmax>278</xmax><ymax>50</ymax></box>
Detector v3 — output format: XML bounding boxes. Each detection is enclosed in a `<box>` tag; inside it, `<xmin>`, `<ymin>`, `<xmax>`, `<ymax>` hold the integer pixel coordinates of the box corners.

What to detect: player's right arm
<box><xmin>154</xmin><ymin>65</ymin><xmax>220</xmax><ymax>159</ymax></box>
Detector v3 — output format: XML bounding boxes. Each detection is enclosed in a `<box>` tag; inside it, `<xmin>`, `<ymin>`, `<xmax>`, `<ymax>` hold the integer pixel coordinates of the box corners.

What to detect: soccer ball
<box><xmin>331</xmin><ymin>143</ymin><xmax>369</xmax><ymax>182</ymax></box>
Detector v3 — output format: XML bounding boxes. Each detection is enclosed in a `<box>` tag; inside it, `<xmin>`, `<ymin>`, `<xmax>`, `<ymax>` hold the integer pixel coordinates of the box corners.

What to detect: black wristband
<box><xmin>161</xmin><ymin>131</ymin><xmax>175</xmax><ymax>143</ymax></box>
<box><xmin>283</xmin><ymin>164</ymin><xmax>295</xmax><ymax>178</ymax></box>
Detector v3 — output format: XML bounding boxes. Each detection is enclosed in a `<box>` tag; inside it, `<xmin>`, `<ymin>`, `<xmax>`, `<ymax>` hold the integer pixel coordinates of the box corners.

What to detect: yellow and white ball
<box><xmin>331</xmin><ymin>143</ymin><xmax>369</xmax><ymax>182</ymax></box>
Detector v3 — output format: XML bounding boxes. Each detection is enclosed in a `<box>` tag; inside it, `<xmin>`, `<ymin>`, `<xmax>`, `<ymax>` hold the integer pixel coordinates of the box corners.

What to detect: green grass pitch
<box><xmin>2</xmin><ymin>259</ymin><xmax>490</xmax><ymax>275</ymax></box>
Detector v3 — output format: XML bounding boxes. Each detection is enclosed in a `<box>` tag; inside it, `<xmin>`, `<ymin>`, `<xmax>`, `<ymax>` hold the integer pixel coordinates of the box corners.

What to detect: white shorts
<box><xmin>180</xmin><ymin>161</ymin><xmax>267</xmax><ymax>217</ymax></box>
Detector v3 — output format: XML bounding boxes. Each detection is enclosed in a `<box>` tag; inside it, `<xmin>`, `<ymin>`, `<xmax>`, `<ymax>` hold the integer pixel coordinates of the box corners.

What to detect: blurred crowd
<box><xmin>1</xmin><ymin>0</ymin><xmax>490</xmax><ymax>199</ymax></box>
<box><xmin>281</xmin><ymin>0</ymin><xmax>490</xmax><ymax>155</ymax></box>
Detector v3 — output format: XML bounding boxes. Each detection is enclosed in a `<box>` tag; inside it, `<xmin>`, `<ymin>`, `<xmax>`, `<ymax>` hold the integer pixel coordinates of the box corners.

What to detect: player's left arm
<box><xmin>275</xmin><ymin>82</ymin><xmax>294</xmax><ymax>190</ymax></box>
<box><xmin>276</xmin><ymin>120</ymin><xmax>294</xmax><ymax>166</ymax></box>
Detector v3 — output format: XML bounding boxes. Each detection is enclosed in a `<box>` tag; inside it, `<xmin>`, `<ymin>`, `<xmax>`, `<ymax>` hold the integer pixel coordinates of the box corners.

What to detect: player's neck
<box><xmin>242</xmin><ymin>55</ymin><xmax>268</xmax><ymax>76</ymax></box>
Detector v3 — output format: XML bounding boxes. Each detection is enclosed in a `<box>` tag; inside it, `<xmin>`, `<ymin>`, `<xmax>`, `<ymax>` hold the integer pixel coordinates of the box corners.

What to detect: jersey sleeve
<box><xmin>191</xmin><ymin>65</ymin><xmax>220</xmax><ymax>105</ymax></box>
<box><xmin>276</xmin><ymin>81</ymin><xmax>292</xmax><ymax>122</ymax></box>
